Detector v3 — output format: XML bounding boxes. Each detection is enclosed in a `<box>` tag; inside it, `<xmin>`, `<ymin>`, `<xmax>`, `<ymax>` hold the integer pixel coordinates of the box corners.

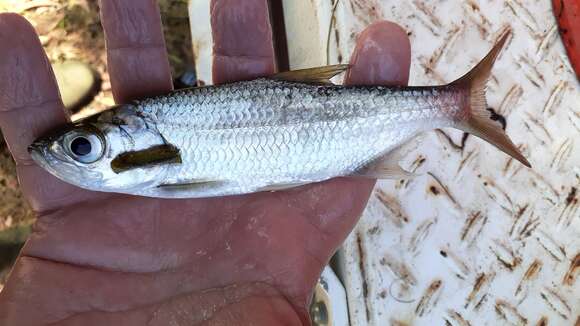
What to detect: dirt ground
<box><xmin>0</xmin><ymin>0</ymin><xmax>193</xmax><ymax>286</ymax></box>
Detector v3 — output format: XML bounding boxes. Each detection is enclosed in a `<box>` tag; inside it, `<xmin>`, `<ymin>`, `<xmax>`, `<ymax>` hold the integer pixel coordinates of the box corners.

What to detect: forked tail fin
<box><xmin>451</xmin><ymin>31</ymin><xmax>531</xmax><ymax>168</ymax></box>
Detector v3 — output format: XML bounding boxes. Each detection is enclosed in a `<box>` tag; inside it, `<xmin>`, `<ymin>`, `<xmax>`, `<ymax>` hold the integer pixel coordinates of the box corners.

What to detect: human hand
<box><xmin>0</xmin><ymin>0</ymin><xmax>410</xmax><ymax>324</ymax></box>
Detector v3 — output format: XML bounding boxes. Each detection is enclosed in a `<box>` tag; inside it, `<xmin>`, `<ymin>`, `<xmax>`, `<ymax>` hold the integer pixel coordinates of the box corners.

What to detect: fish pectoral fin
<box><xmin>111</xmin><ymin>144</ymin><xmax>182</xmax><ymax>174</ymax></box>
<box><xmin>271</xmin><ymin>64</ymin><xmax>350</xmax><ymax>85</ymax></box>
<box><xmin>157</xmin><ymin>179</ymin><xmax>221</xmax><ymax>191</ymax></box>
<box><xmin>257</xmin><ymin>182</ymin><xmax>309</xmax><ymax>192</ymax></box>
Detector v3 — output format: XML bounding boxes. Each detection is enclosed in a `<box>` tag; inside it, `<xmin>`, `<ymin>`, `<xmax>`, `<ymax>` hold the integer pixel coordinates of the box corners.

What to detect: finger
<box><xmin>210</xmin><ymin>0</ymin><xmax>277</xmax><ymax>84</ymax></box>
<box><xmin>0</xmin><ymin>14</ymin><xmax>98</xmax><ymax>213</ymax></box>
<box><xmin>100</xmin><ymin>0</ymin><xmax>173</xmax><ymax>103</ymax></box>
<box><xmin>345</xmin><ymin>21</ymin><xmax>411</xmax><ymax>86</ymax></box>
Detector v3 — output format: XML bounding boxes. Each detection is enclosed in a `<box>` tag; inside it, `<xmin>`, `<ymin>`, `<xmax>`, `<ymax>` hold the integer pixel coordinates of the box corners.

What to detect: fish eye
<box><xmin>71</xmin><ymin>137</ymin><xmax>92</xmax><ymax>156</ymax></box>
<box><xmin>64</xmin><ymin>132</ymin><xmax>104</xmax><ymax>164</ymax></box>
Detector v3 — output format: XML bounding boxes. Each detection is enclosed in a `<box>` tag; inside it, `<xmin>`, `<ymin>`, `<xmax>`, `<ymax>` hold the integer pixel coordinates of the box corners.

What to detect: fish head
<box><xmin>29</xmin><ymin>104</ymin><xmax>170</xmax><ymax>193</ymax></box>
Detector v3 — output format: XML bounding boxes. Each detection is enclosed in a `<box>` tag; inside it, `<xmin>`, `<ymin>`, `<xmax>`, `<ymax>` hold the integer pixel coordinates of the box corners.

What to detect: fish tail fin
<box><xmin>451</xmin><ymin>31</ymin><xmax>531</xmax><ymax>168</ymax></box>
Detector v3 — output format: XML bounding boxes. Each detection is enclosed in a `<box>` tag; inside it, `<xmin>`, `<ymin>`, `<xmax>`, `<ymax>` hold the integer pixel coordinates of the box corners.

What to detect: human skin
<box><xmin>0</xmin><ymin>0</ymin><xmax>410</xmax><ymax>325</ymax></box>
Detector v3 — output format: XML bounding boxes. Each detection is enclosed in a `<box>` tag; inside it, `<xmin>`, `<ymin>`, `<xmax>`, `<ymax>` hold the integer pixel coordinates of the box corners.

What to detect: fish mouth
<box><xmin>27</xmin><ymin>141</ymin><xmax>102</xmax><ymax>191</ymax></box>
<box><xmin>28</xmin><ymin>142</ymin><xmax>84</xmax><ymax>190</ymax></box>
<box><xmin>28</xmin><ymin>142</ymin><xmax>52</xmax><ymax>170</ymax></box>
<box><xmin>27</xmin><ymin>141</ymin><xmax>64</xmax><ymax>178</ymax></box>
<box><xmin>28</xmin><ymin>142</ymin><xmax>44</xmax><ymax>156</ymax></box>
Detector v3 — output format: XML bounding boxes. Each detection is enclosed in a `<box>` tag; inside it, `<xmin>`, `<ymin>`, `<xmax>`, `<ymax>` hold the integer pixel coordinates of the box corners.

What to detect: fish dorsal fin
<box><xmin>111</xmin><ymin>144</ymin><xmax>181</xmax><ymax>174</ymax></box>
<box><xmin>271</xmin><ymin>64</ymin><xmax>350</xmax><ymax>84</ymax></box>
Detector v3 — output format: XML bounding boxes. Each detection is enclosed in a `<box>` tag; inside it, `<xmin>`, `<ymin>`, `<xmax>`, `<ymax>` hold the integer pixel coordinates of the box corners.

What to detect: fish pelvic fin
<box><xmin>256</xmin><ymin>182</ymin><xmax>309</xmax><ymax>192</ymax></box>
<box><xmin>157</xmin><ymin>180</ymin><xmax>221</xmax><ymax>190</ymax></box>
<box><xmin>271</xmin><ymin>64</ymin><xmax>350</xmax><ymax>84</ymax></box>
<box><xmin>451</xmin><ymin>30</ymin><xmax>531</xmax><ymax>168</ymax></box>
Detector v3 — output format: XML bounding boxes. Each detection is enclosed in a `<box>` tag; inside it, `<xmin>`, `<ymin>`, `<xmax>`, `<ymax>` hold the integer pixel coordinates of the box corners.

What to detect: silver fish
<box><xmin>29</xmin><ymin>33</ymin><xmax>530</xmax><ymax>198</ymax></box>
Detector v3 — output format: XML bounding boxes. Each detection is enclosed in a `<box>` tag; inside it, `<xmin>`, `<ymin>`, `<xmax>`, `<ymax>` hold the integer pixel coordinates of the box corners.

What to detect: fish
<box><xmin>29</xmin><ymin>32</ymin><xmax>530</xmax><ymax>198</ymax></box>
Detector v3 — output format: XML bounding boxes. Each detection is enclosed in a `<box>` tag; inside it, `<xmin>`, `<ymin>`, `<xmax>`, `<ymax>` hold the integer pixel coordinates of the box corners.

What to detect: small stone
<box><xmin>52</xmin><ymin>60</ymin><xmax>97</xmax><ymax>110</ymax></box>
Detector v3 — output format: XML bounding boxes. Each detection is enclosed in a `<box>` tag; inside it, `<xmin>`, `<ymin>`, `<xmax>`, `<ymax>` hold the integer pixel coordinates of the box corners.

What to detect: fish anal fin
<box><xmin>354</xmin><ymin>141</ymin><xmax>419</xmax><ymax>179</ymax></box>
<box><xmin>355</xmin><ymin>156</ymin><xmax>415</xmax><ymax>179</ymax></box>
<box><xmin>271</xmin><ymin>64</ymin><xmax>350</xmax><ymax>84</ymax></box>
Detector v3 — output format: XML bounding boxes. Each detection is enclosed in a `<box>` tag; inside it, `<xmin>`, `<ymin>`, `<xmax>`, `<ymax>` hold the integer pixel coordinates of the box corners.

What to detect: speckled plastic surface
<box><xmin>330</xmin><ymin>1</ymin><xmax>579</xmax><ymax>325</ymax></box>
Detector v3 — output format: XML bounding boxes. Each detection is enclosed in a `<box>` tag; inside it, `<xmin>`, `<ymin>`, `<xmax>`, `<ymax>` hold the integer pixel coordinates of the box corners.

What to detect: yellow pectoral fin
<box><xmin>111</xmin><ymin>144</ymin><xmax>182</xmax><ymax>174</ymax></box>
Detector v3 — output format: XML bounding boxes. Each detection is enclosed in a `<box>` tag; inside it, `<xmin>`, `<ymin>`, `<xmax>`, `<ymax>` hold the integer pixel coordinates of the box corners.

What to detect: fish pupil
<box><xmin>70</xmin><ymin>137</ymin><xmax>92</xmax><ymax>156</ymax></box>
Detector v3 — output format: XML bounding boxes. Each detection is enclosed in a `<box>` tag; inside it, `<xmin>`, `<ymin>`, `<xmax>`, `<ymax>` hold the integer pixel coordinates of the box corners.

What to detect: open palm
<box><xmin>0</xmin><ymin>0</ymin><xmax>410</xmax><ymax>324</ymax></box>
